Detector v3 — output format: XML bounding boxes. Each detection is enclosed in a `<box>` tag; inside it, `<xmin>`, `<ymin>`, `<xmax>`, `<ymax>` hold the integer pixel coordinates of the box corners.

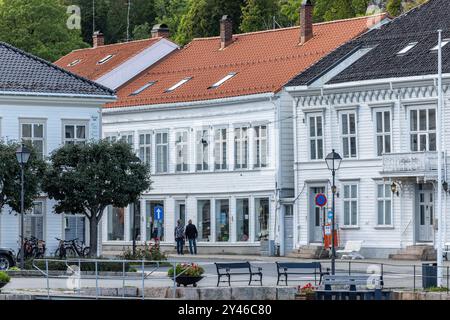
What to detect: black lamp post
<box><xmin>16</xmin><ymin>144</ymin><xmax>31</xmax><ymax>270</ymax></box>
<box><xmin>325</xmin><ymin>149</ymin><xmax>342</xmax><ymax>275</ymax></box>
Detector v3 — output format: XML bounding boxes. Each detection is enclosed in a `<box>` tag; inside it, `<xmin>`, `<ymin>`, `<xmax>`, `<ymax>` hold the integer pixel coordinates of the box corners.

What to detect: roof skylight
<box><xmin>129</xmin><ymin>81</ymin><xmax>157</xmax><ymax>96</ymax></box>
<box><xmin>165</xmin><ymin>77</ymin><xmax>192</xmax><ymax>92</ymax></box>
<box><xmin>397</xmin><ymin>42</ymin><xmax>418</xmax><ymax>55</ymax></box>
<box><xmin>431</xmin><ymin>39</ymin><xmax>450</xmax><ymax>51</ymax></box>
<box><xmin>67</xmin><ymin>59</ymin><xmax>81</xmax><ymax>67</ymax></box>
<box><xmin>97</xmin><ymin>54</ymin><xmax>114</xmax><ymax>65</ymax></box>
<box><xmin>209</xmin><ymin>72</ymin><xmax>237</xmax><ymax>89</ymax></box>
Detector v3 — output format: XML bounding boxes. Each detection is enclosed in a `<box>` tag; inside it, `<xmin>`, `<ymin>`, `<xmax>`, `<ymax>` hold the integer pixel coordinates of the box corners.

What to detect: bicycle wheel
<box><xmin>65</xmin><ymin>247</ymin><xmax>77</xmax><ymax>258</ymax></box>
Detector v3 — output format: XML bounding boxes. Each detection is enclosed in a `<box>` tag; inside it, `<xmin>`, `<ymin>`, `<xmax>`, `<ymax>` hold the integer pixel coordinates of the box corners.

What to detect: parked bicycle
<box><xmin>17</xmin><ymin>236</ymin><xmax>46</xmax><ymax>260</ymax></box>
<box><xmin>54</xmin><ymin>238</ymin><xmax>90</xmax><ymax>259</ymax></box>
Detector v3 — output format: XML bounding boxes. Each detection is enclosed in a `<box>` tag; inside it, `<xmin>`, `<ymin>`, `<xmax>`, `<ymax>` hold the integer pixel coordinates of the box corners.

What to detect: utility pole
<box><xmin>92</xmin><ymin>0</ymin><xmax>95</xmax><ymax>35</ymax></box>
<box><xmin>437</xmin><ymin>29</ymin><xmax>444</xmax><ymax>287</ymax></box>
<box><xmin>126</xmin><ymin>0</ymin><xmax>131</xmax><ymax>42</ymax></box>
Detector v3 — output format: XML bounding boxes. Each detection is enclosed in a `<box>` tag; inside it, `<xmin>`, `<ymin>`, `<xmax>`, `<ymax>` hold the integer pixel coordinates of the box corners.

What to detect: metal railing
<box><xmin>32</xmin><ymin>258</ymin><xmax>196</xmax><ymax>300</ymax></box>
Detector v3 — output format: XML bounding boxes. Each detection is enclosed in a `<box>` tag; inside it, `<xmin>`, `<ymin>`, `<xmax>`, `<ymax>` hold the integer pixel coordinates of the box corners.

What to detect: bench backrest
<box><xmin>322</xmin><ymin>275</ymin><xmax>382</xmax><ymax>289</ymax></box>
<box><xmin>215</xmin><ymin>262</ymin><xmax>251</xmax><ymax>271</ymax></box>
<box><xmin>343</xmin><ymin>240</ymin><xmax>363</xmax><ymax>251</ymax></box>
<box><xmin>276</xmin><ymin>262</ymin><xmax>321</xmax><ymax>272</ymax></box>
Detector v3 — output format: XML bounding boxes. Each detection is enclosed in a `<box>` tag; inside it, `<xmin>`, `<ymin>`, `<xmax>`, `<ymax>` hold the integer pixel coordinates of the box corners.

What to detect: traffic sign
<box><xmin>154</xmin><ymin>206</ymin><xmax>164</xmax><ymax>221</ymax></box>
<box><xmin>328</xmin><ymin>211</ymin><xmax>334</xmax><ymax>220</ymax></box>
<box><xmin>315</xmin><ymin>193</ymin><xmax>327</xmax><ymax>207</ymax></box>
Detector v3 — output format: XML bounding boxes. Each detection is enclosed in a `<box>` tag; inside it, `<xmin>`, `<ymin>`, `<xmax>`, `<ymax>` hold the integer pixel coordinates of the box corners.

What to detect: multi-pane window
<box><xmin>255</xmin><ymin>198</ymin><xmax>270</xmax><ymax>241</ymax></box>
<box><xmin>107</xmin><ymin>207</ymin><xmax>125</xmax><ymax>241</ymax></box>
<box><xmin>254</xmin><ymin>125</ymin><xmax>268</xmax><ymax>168</ymax></box>
<box><xmin>375</xmin><ymin>110</ymin><xmax>391</xmax><ymax>156</ymax></box>
<box><xmin>24</xmin><ymin>201</ymin><xmax>44</xmax><ymax>240</ymax></box>
<box><xmin>64</xmin><ymin>124</ymin><xmax>87</xmax><ymax>145</ymax></box>
<box><xmin>139</xmin><ymin>133</ymin><xmax>152</xmax><ymax>167</ymax></box>
<box><xmin>196</xmin><ymin>130</ymin><xmax>209</xmax><ymax>171</ymax></box>
<box><xmin>176</xmin><ymin>131</ymin><xmax>188</xmax><ymax>172</ymax></box>
<box><xmin>214</xmin><ymin>128</ymin><xmax>227</xmax><ymax>170</ymax></box>
<box><xmin>197</xmin><ymin>200</ymin><xmax>211</xmax><ymax>241</ymax></box>
<box><xmin>236</xmin><ymin>199</ymin><xmax>249</xmax><ymax>242</ymax></box>
<box><xmin>21</xmin><ymin>121</ymin><xmax>45</xmax><ymax>158</ymax></box>
<box><xmin>120</xmin><ymin>133</ymin><xmax>134</xmax><ymax>148</ymax></box>
<box><xmin>343</xmin><ymin>184</ymin><xmax>358</xmax><ymax>226</ymax></box>
<box><xmin>105</xmin><ymin>135</ymin><xmax>117</xmax><ymax>143</ymax></box>
<box><xmin>309</xmin><ymin>115</ymin><xmax>323</xmax><ymax>160</ymax></box>
<box><xmin>216</xmin><ymin>199</ymin><xmax>230</xmax><ymax>242</ymax></box>
<box><xmin>234</xmin><ymin>127</ymin><xmax>248</xmax><ymax>169</ymax></box>
<box><xmin>341</xmin><ymin>112</ymin><xmax>357</xmax><ymax>158</ymax></box>
<box><xmin>410</xmin><ymin>108</ymin><xmax>436</xmax><ymax>152</ymax></box>
<box><xmin>377</xmin><ymin>183</ymin><xmax>392</xmax><ymax>226</ymax></box>
<box><xmin>64</xmin><ymin>215</ymin><xmax>85</xmax><ymax>243</ymax></box>
<box><xmin>156</xmin><ymin>132</ymin><xmax>168</xmax><ymax>173</ymax></box>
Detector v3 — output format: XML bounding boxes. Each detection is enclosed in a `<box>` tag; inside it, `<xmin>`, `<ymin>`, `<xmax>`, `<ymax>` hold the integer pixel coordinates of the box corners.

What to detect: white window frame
<box><xmin>234</xmin><ymin>126</ymin><xmax>249</xmax><ymax>170</ymax></box>
<box><xmin>214</xmin><ymin>127</ymin><xmax>228</xmax><ymax>171</ymax></box>
<box><xmin>376</xmin><ymin>182</ymin><xmax>393</xmax><ymax>227</ymax></box>
<box><xmin>308</xmin><ymin>114</ymin><xmax>324</xmax><ymax>160</ymax></box>
<box><xmin>62</xmin><ymin>120</ymin><xmax>89</xmax><ymax>145</ymax></box>
<box><xmin>138</xmin><ymin>131</ymin><xmax>152</xmax><ymax>167</ymax></box>
<box><xmin>20</xmin><ymin>118</ymin><xmax>46</xmax><ymax>159</ymax></box>
<box><xmin>342</xmin><ymin>183</ymin><xmax>359</xmax><ymax>227</ymax></box>
<box><xmin>409</xmin><ymin>106</ymin><xmax>436</xmax><ymax>152</ymax></box>
<box><xmin>165</xmin><ymin>77</ymin><xmax>192</xmax><ymax>92</ymax></box>
<box><xmin>340</xmin><ymin>111</ymin><xmax>358</xmax><ymax>159</ymax></box>
<box><xmin>175</xmin><ymin>130</ymin><xmax>189</xmax><ymax>172</ymax></box>
<box><xmin>374</xmin><ymin>109</ymin><xmax>392</xmax><ymax>157</ymax></box>
<box><xmin>253</xmin><ymin>124</ymin><xmax>268</xmax><ymax>168</ymax></box>
<box><xmin>397</xmin><ymin>42</ymin><xmax>418</xmax><ymax>55</ymax></box>
<box><xmin>196</xmin><ymin>129</ymin><xmax>209</xmax><ymax>171</ymax></box>
<box><xmin>23</xmin><ymin>200</ymin><xmax>45</xmax><ymax>240</ymax></box>
<box><xmin>155</xmin><ymin>131</ymin><xmax>169</xmax><ymax>173</ymax></box>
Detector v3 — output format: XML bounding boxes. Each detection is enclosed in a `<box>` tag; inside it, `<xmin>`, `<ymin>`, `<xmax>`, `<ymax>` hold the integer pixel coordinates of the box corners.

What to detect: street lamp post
<box><xmin>325</xmin><ymin>149</ymin><xmax>342</xmax><ymax>275</ymax></box>
<box><xmin>16</xmin><ymin>144</ymin><xmax>31</xmax><ymax>270</ymax></box>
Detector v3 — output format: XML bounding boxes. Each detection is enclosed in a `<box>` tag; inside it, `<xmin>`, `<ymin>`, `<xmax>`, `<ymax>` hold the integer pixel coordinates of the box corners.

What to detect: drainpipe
<box><xmin>271</xmin><ymin>95</ymin><xmax>282</xmax><ymax>255</ymax></box>
<box><xmin>293</xmin><ymin>97</ymin><xmax>300</xmax><ymax>249</ymax></box>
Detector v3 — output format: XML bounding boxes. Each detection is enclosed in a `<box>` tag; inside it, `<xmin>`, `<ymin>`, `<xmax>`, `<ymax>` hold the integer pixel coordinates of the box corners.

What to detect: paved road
<box><xmin>6</xmin><ymin>255</ymin><xmax>450</xmax><ymax>293</ymax></box>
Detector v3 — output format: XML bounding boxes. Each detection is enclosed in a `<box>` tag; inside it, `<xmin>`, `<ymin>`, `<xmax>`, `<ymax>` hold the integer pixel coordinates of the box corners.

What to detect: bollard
<box><xmin>173</xmin><ymin>262</ymin><xmax>177</xmax><ymax>299</ymax></box>
<box><xmin>142</xmin><ymin>259</ymin><xmax>145</xmax><ymax>300</ymax></box>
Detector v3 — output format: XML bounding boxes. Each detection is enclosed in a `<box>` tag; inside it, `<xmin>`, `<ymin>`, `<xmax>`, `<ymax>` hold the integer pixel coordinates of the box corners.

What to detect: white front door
<box><xmin>309</xmin><ymin>187</ymin><xmax>326</xmax><ymax>243</ymax></box>
<box><xmin>417</xmin><ymin>185</ymin><xmax>434</xmax><ymax>242</ymax></box>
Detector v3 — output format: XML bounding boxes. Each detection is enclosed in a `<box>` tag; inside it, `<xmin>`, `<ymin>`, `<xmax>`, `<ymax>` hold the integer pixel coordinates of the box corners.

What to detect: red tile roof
<box><xmin>54</xmin><ymin>37</ymin><xmax>167</xmax><ymax>81</ymax></box>
<box><xmin>102</xmin><ymin>14</ymin><xmax>386</xmax><ymax>109</ymax></box>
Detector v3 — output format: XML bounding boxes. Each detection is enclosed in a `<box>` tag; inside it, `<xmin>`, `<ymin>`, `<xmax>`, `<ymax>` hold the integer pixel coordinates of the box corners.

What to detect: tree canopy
<box><xmin>0</xmin><ymin>141</ymin><xmax>47</xmax><ymax>214</ymax></box>
<box><xmin>43</xmin><ymin>140</ymin><xmax>151</xmax><ymax>256</ymax></box>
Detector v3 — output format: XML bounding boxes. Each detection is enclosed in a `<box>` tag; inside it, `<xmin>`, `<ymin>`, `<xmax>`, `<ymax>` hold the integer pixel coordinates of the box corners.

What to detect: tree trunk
<box><xmin>89</xmin><ymin>216</ymin><xmax>98</xmax><ymax>258</ymax></box>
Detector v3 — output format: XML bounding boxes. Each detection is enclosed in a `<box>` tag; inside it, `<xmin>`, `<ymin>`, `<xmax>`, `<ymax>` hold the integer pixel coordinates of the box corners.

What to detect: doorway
<box><xmin>283</xmin><ymin>205</ymin><xmax>294</xmax><ymax>254</ymax></box>
<box><xmin>416</xmin><ymin>184</ymin><xmax>434</xmax><ymax>243</ymax></box>
<box><xmin>309</xmin><ymin>186</ymin><xmax>326</xmax><ymax>243</ymax></box>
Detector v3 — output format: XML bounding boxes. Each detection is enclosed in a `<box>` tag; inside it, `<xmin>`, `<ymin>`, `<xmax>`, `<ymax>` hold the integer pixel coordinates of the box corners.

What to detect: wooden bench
<box><xmin>215</xmin><ymin>262</ymin><xmax>263</xmax><ymax>287</ymax></box>
<box><xmin>336</xmin><ymin>240</ymin><xmax>365</xmax><ymax>260</ymax></box>
<box><xmin>315</xmin><ymin>275</ymin><xmax>389</xmax><ymax>300</ymax></box>
<box><xmin>276</xmin><ymin>262</ymin><xmax>329</xmax><ymax>286</ymax></box>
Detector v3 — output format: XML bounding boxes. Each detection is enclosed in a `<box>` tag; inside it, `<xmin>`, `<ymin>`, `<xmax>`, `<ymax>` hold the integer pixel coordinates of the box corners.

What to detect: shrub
<box><xmin>120</xmin><ymin>242</ymin><xmax>167</xmax><ymax>261</ymax></box>
<box><xmin>426</xmin><ymin>286</ymin><xmax>449</xmax><ymax>292</ymax></box>
<box><xmin>168</xmin><ymin>263</ymin><xmax>204</xmax><ymax>278</ymax></box>
<box><xmin>0</xmin><ymin>271</ymin><xmax>10</xmax><ymax>283</ymax></box>
<box><xmin>25</xmin><ymin>258</ymin><xmax>131</xmax><ymax>272</ymax></box>
<box><xmin>8</xmin><ymin>266</ymin><xmax>21</xmax><ymax>271</ymax></box>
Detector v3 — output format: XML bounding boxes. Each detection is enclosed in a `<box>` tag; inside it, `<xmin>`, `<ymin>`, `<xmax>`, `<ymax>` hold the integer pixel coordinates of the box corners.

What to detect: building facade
<box><xmin>0</xmin><ymin>42</ymin><xmax>115</xmax><ymax>253</ymax></box>
<box><xmin>286</xmin><ymin>0</ymin><xmax>450</xmax><ymax>258</ymax></box>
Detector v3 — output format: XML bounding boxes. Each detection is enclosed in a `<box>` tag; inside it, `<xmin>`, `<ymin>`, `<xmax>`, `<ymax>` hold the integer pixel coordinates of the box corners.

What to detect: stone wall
<box><xmin>392</xmin><ymin>291</ymin><xmax>450</xmax><ymax>300</ymax></box>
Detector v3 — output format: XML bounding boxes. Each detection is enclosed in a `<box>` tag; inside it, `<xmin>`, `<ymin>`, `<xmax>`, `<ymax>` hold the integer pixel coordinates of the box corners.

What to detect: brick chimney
<box><xmin>300</xmin><ymin>0</ymin><xmax>314</xmax><ymax>44</ymax></box>
<box><xmin>220</xmin><ymin>15</ymin><xmax>233</xmax><ymax>50</ymax></box>
<box><xmin>151</xmin><ymin>24</ymin><xmax>170</xmax><ymax>39</ymax></box>
<box><xmin>93</xmin><ymin>31</ymin><xmax>105</xmax><ymax>48</ymax></box>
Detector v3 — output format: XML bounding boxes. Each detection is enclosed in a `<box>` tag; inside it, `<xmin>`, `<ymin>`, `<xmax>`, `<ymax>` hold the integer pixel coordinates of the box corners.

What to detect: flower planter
<box><xmin>295</xmin><ymin>293</ymin><xmax>315</xmax><ymax>300</ymax></box>
<box><xmin>174</xmin><ymin>276</ymin><xmax>204</xmax><ymax>287</ymax></box>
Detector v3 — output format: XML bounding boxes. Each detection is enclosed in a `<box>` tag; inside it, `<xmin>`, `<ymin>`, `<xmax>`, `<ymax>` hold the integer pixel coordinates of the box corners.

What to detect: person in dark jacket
<box><xmin>174</xmin><ymin>220</ymin><xmax>185</xmax><ymax>255</ymax></box>
<box><xmin>185</xmin><ymin>219</ymin><xmax>198</xmax><ymax>255</ymax></box>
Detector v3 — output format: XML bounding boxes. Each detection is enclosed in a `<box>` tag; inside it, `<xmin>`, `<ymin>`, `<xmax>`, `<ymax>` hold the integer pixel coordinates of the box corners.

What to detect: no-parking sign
<box><xmin>315</xmin><ymin>193</ymin><xmax>327</xmax><ymax>207</ymax></box>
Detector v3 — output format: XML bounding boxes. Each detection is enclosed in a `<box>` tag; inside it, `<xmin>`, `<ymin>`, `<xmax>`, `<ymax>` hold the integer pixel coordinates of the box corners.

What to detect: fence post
<box><xmin>95</xmin><ymin>260</ymin><xmax>99</xmax><ymax>299</ymax></box>
<box><xmin>46</xmin><ymin>260</ymin><xmax>50</xmax><ymax>299</ymax></box>
<box><xmin>447</xmin><ymin>266</ymin><xmax>449</xmax><ymax>292</ymax></box>
<box><xmin>142</xmin><ymin>259</ymin><xmax>145</xmax><ymax>300</ymax></box>
<box><xmin>348</xmin><ymin>261</ymin><xmax>351</xmax><ymax>275</ymax></box>
<box><xmin>173</xmin><ymin>262</ymin><xmax>177</xmax><ymax>299</ymax></box>
<box><xmin>413</xmin><ymin>265</ymin><xmax>416</xmax><ymax>291</ymax></box>
<box><xmin>122</xmin><ymin>261</ymin><xmax>126</xmax><ymax>298</ymax></box>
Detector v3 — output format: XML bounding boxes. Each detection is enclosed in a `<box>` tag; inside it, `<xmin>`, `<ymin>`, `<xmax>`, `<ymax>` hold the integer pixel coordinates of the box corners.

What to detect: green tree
<box><xmin>0</xmin><ymin>141</ymin><xmax>46</xmax><ymax>214</ymax></box>
<box><xmin>133</xmin><ymin>22</ymin><xmax>151</xmax><ymax>40</ymax></box>
<box><xmin>0</xmin><ymin>0</ymin><xmax>88</xmax><ymax>61</ymax></box>
<box><xmin>386</xmin><ymin>0</ymin><xmax>403</xmax><ymax>16</ymax></box>
<box><xmin>240</xmin><ymin>0</ymin><xmax>280</xmax><ymax>32</ymax></box>
<box><xmin>43</xmin><ymin>141</ymin><xmax>151</xmax><ymax>257</ymax></box>
<box><xmin>155</xmin><ymin>0</ymin><xmax>189</xmax><ymax>40</ymax></box>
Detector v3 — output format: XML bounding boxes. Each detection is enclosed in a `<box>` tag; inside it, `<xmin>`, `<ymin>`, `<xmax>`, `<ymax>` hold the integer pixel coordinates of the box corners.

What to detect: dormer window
<box><xmin>209</xmin><ymin>72</ymin><xmax>237</xmax><ymax>89</ymax></box>
<box><xmin>97</xmin><ymin>54</ymin><xmax>114</xmax><ymax>65</ymax></box>
<box><xmin>165</xmin><ymin>77</ymin><xmax>192</xmax><ymax>93</ymax></box>
<box><xmin>397</xmin><ymin>42</ymin><xmax>418</xmax><ymax>55</ymax></box>
<box><xmin>67</xmin><ymin>59</ymin><xmax>81</xmax><ymax>67</ymax></box>
<box><xmin>129</xmin><ymin>81</ymin><xmax>156</xmax><ymax>96</ymax></box>
<box><xmin>431</xmin><ymin>39</ymin><xmax>450</xmax><ymax>51</ymax></box>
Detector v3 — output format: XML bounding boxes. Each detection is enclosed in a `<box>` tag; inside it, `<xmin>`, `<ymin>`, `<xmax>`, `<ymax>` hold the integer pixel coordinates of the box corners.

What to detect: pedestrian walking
<box><xmin>174</xmin><ymin>219</ymin><xmax>185</xmax><ymax>255</ymax></box>
<box><xmin>185</xmin><ymin>219</ymin><xmax>198</xmax><ymax>255</ymax></box>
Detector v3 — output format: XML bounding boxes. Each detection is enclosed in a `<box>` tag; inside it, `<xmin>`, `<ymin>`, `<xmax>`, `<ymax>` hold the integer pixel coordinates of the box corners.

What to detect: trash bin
<box><xmin>422</xmin><ymin>263</ymin><xmax>437</xmax><ymax>289</ymax></box>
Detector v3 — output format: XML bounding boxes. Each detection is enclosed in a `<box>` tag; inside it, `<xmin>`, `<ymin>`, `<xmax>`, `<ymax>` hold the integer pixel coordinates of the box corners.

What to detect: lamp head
<box><xmin>325</xmin><ymin>149</ymin><xmax>342</xmax><ymax>171</ymax></box>
<box><xmin>16</xmin><ymin>144</ymin><xmax>31</xmax><ymax>165</ymax></box>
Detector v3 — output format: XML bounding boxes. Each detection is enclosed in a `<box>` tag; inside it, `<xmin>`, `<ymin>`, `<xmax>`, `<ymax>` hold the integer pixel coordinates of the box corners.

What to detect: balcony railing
<box><xmin>381</xmin><ymin>152</ymin><xmax>438</xmax><ymax>178</ymax></box>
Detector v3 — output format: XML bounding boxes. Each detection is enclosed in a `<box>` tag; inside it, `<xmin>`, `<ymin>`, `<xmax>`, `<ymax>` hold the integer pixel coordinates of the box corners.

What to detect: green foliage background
<box><xmin>0</xmin><ymin>0</ymin><xmax>427</xmax><ymax>61</ymax></box>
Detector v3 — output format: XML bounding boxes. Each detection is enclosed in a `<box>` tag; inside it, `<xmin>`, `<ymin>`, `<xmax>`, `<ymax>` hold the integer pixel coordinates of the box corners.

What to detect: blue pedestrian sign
<box><xmin>328</xmin><ymin>211</ymin><xmax>334</xmax><ymax>220</ymax></box>
<box><xmin>154</xmin><ymin>206</ymin><xmax>164</xmax><ymax>221</ymax></box>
